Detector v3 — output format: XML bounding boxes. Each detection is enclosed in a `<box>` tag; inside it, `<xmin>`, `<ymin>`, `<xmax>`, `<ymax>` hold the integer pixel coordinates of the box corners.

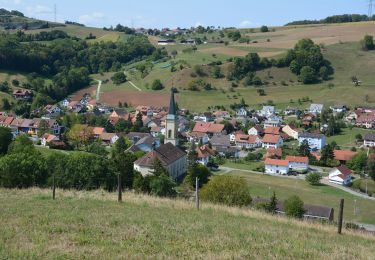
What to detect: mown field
<box><xmin>1</xmin><ymin>189</ymin><xmax>375</xmax><ymax>259</ymax></box>
<box><xmin>223</xmin><ymin>170</ymin><xmax>375</xmax><ymax>225</ymax></box>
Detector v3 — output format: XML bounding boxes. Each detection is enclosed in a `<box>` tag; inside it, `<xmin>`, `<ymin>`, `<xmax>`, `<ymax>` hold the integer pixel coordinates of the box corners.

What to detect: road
<box><xmin>124</xmin><ymin>71</ymin><xmax>142</xmax><ymax>91</ymax></box>
<box><xmin>221</xmin><ymin>166</ymin><xmax>375</xmax><ymax>200</ymax></box>
<box><xmin>94</xmin><ymin>79</ymin><xmax>102</xmax><ymax>101</ymax></box>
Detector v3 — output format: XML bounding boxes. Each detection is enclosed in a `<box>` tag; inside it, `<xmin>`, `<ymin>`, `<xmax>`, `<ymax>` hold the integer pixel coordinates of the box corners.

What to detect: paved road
<box><xmin>94</xmin><ymin>79</ymin><xmax>102</xmax><ymax>101</ymax></box>
<box><xmin>221</xmin><ymin>166</ymin><xmax>375</xmax><ymax>200</ymax></box>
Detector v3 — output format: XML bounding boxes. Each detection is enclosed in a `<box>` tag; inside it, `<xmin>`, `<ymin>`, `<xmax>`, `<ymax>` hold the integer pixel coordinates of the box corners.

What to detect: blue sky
<box><xmin>0</xmin><ymin>0</ymin><xmax>371</xmax><ymax>28</ymax></box>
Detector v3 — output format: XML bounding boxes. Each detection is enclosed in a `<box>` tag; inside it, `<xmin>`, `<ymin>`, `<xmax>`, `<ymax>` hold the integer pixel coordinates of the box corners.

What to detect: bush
<box><xmin>361</xmin><ymin>35</ymin><xmax>374</xmax><ymax>51</ymax></box>
<box><xmin>151</xmin><ymin>79</ymin><xmax>164</xmax><ymax>90</ymax></box>
<box><xmin>111</xmin><ymin>72</ymin><xmax>127</xmax><ymax>85</ymax></box>
<box><xmin>200</xmin><ymin>175</ymin><xmax>252</xmax><ymax>207</ymax></box>
<box><xmin>284</xmin><ymin>195</ymin><xmax>305</xmax><ymax>219</ymax></box>
<box><xmin>299</xmin><ymin>66</ymin><xmax>318</xmax><ymax>84</ymax></box>
<box><xmin>260</xmin><ymin>25</ymin><xmax>269</xmax><ymax>32</ymax></box>
<box><xmin>305</xmin><ymin>173</ymin><xmax>322</xmax><ymax>186</ymax></box>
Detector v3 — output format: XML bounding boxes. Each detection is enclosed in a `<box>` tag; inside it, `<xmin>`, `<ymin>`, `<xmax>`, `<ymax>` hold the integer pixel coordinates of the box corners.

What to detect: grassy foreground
<box><xmin>1</xmin><ymin>189</ymin><xmax>375</xmax><ymax>259</ymax></box>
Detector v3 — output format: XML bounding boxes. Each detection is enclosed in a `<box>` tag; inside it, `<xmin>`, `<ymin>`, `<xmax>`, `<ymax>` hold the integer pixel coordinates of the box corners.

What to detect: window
<box><xmin>168</xmin><ymin>130</ymin><xmax>172</xmax><ymax>139</ymax></box>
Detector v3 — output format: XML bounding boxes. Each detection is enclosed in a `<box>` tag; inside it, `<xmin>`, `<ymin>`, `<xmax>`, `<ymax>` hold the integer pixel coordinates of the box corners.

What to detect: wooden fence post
<box><xmin>196</xmin><ymin>177</ymin><xmax>199</xmax><ymax>210</ymax></box>
<box><xmin>52</xmin><ymin>174</ymin><xmax>56</xmax><ymax>200</ymax></box>
<box><xmin>338</xmin><ymin>199</ymin><xmax>344</xmax><ymax>234</ymax></box>
<box><xmin>118</xmin><ymin>174</ymin><xmax>122</xmax><ymax>202</ymax></box>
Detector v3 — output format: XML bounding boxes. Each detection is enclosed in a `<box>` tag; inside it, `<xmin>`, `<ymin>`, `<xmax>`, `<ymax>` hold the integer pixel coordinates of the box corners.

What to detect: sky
<box><xmin>0</xmin><ymin>0</ymin><xmax>372</xmax><ymax>29</ymax></box>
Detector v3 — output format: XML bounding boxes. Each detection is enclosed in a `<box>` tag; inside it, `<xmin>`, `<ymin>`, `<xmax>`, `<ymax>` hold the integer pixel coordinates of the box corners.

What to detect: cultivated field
<box><xmin>1</xmin><ymin>189</ymin><xmax>375</xmax><ymax>259</ymax></box>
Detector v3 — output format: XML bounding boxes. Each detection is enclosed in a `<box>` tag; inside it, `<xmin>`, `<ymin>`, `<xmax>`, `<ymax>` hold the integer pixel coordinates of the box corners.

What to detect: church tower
<box><xmin>165</xmin><ymin>88</ymin><xmax>178</xmax><ymax>146</ymax></box>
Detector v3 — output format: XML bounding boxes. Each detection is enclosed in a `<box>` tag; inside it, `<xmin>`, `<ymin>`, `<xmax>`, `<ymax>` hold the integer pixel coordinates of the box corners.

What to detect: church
<box><xmin>133</xmin><ymin>89</ymin><xmax>187</xmax><ymax>181</ymax></box>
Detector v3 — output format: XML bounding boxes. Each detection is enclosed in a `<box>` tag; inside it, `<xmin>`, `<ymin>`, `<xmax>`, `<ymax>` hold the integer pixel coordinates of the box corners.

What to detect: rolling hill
<box><xmin>1</xmin><ymin>188</ymin><xmax>375</xmax><ymax>259</ymax></box>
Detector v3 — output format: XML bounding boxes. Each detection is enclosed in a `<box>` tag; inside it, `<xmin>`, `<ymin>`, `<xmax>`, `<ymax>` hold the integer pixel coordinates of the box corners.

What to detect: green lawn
<box><xmin>1</xmin><ymin>189</ymin><xmax>375</xmax><ymax>259</ymax></box>
<box><xmin>224</xmin><ymin>171</ymin><xmax>375</xmax><ymax>225</ymax></box>
<box><xmin>327</xmin><ymin>128</ymin><xmax>374</xmax><ymax>148</ymax></box>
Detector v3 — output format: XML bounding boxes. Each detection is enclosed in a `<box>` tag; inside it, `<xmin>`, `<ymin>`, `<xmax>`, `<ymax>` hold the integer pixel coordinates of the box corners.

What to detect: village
<box><xmin>2</xmin><ymin>88</ymin><xmax>375</xmax><ymax>216</ymax></box>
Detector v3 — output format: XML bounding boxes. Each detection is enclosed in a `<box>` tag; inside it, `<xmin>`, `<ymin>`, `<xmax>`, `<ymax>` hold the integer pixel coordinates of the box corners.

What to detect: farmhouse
<box><xmin>262</xmin><ymin>134</ymin><xmax>283</xmax><ymax>149</ymax></box>
<box><xmin>133</xmin><ymin>143</ymin><xmax>187</xmax><ymax>181</ymax></box>
<box><xmin>298</xmin><ymin>132</ymin><xmax>326</xmax><ymax>151</ymax></box>
<box><xmin>329</xmin><ymin>165</ymin><xmax>353</xmax><ymax>186</ymax></box>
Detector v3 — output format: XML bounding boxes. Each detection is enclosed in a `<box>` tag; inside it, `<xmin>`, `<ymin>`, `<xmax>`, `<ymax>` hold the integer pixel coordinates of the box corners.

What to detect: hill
<box><xmin>1</xmin><ymin>189</ymin><xmax>375</xmax><ymax>259</ymax></box>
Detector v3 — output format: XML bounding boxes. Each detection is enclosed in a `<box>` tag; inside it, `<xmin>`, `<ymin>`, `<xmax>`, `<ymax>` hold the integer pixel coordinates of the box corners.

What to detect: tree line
<box><xmin>286</xmin><ymin>14</ymin><xmax>375</xmax><ymax>26</ymax></box>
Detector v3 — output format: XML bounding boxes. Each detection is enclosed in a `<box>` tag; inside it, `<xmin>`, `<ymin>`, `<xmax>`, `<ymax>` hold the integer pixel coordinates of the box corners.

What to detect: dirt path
<box><xmin>124</xmin><ymin>71</ymin><xmax>142</xmax><ymax>92</ymax></box>
<box><xmin>94</xmin><ymin>79</ymin><xmax>102</xmax><ymax>101</ymax></box>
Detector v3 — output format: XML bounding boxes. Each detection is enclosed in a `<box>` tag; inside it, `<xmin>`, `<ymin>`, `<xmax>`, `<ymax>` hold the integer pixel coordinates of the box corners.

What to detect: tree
<box><xmin>200</xmin><ymin>175</ymin><xmax>252</xmax><ymax>207</ymax></box>
<box><xmin>1</xmin><ymin>98</ymin><xmax>11</xmax><ymax>110</ymax></box>
<box><xmin>0</xmin><ymin>127</ymin><xmax>12</xmax><ymax>155</ymax></box>
<box><xmin>347</xmin><ymin>152</ymin><xmax>368</xmax><ymax>173</ymax></box>
<box><xmin>8</xmin><ymin>134</ymin><xmax>33</xmax><ymax>154</ymax></box>
<box><xmin>299</xmin><ymin>66</ymin><xmax>318</xmax><ymax>84</ymax></box>
<box><xmin>67</xmin><ymin>124</ymin><xmax>93</xmax><ymax>148</ymax></box>
<box><xmin>284</xmin><ymin>195</ymin><xmax>305</xmax><ymax>219</ymax></box>
<box><xmin>319</xmin><ymin>144</ymin><xmax>335</xmax><ymax>166</ymax></box>
<box><xmin>298</xmin><ymin>140</ymin><xmax>311</xmax><ymax>157</ymax></box>
<box><xmin>260</xmin><ymin>25</ymin><xmax>269</xmax><ymax>32</ymax></box>
<box><xmin>265</xmin><ymin>192</ymin><xmax>278</xmax><ymax>214</ymax></box>
<box><xmin>112</xmin><ymin>136</ymin><xmax>131</xmax><ymax>155</ymax></box>
<box><xmin>184</xmin><ymin>164</ymin><xmax>211</xmax><ymax>188</ymax></box>
<box><xmin>305</xmin><ymin>173</ymin><xmax>322</xmax><ymax>185</ymax></box>
<box><xmin>149</xmin><ymin>173</ymin><xmax>177</xmax><ymax>197</ymax></box>
<box><xmin>152</xmin><ymin>157</ymin><xmax>168</xmax><ymax>177</ymax></box>
<box><xmin>367</xmin><ymin>158</ymin><xmax>375</xmax><ymax>181</ymax></box>
<box><xmin>151</xmin><ymin>79</ymin><xmax>164</xmax><ymax>90</ymax></box>
<box><xmin>361</xmin><ymin>35</ymin><xmax>374</xmax><ymax>51</ymax></box>
<box><xmin>111</xmin><ymin>72</ymin><xmax>127</xmax><ymax>85</ymax></box>
<box><xmin>211</xmin><ymin>65</ymin><xmax>223</xmax><ymax>78</ymax></box>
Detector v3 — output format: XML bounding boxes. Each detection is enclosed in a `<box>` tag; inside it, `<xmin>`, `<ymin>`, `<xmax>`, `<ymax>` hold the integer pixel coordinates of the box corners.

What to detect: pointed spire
<box><xmin>168</xmin><ymin>88</ymin><xmax>176</xmax><ymax>115</ymax></box>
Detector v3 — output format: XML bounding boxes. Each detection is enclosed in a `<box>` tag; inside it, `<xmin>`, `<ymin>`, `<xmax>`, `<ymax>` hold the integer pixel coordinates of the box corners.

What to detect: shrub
<box><xmin>284</xmin><ymin>195</ymin><xmax>305</xmax><ymax>219</ymax></box>
<box><xmin>111</xmin><ymin>72</ymin><xmax>127</xmax><ymax>85</ymax></box>
<box><xmin>305</xmin><ymin>173</ymin><xmax>322</xmax><ymax>186</ymax></box>
<box><xmin>200</xmin><ymin>175</ymin><xmax>252</xmax><ymax>207</ymax></box>
<box><xmin>151</xmin><ymin>79</ymin><xmax>164</xmax><ymax>90</ymax></box>
<box><xmin>260</xmin><ymin>25</ymin><xmax>269</xmax><ymax>32</ymax></box>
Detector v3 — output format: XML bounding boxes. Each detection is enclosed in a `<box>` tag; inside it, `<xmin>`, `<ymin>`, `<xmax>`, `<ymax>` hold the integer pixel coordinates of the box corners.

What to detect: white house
<box><xmin>100</xmin><ymin>133</ymin><xmax>119</xmax><ymax>146</ymax></box>
<box><xmin>260</xmin><ymin>106</ymin><xmax>275</xmax><ymax>117</ymax></box>
<box><xmin>330</xmin><ymin>105</ymin><xmax>347</xmax><ymax>114</ymax></box>
<box><xmin>264</xmin><ymin>159</ymin><xmax>289</xmax><ymax>175</ymax></box>
<box><xmin>309</xmin><ymin>104</ymin><xmax>324</xmax><ymax>114</ymax></box>
<box><xmin>196</xmin><ymin>145</ymin><xmax>216</xmax><ymax>166</ymax></box>
<box><xmin>262</xmin><ymin>134</ymin><xmax>283</xmax><ymax>149</ymax></box>
<box><xmin>328</xmin><ymin>165</ymin><xmax>352</xmax><ymax>186</ymax></box>
<box><xmin>286</xmin><ymin>156</ymin><xmax>309</xmax><ymax>171</ymax></box>
<box><xmin>41</xmin><ymin>133</ymin><xmax>59</xmax><ymax>147</ymax></box>
<box><xmin>364</xmin><ymin>134</ymin><xmax>375</xmax><ymax>147</ymax></box>
<box><xmin>236</xmin><ymin>107</ymin><xmax>248</xmax><ymax>117</ymax></box>
<box><xmin>264</xmin><ymin>115</ymin><xmax>282</xmax><ymax>128</ymax></box>
<box><xmin>298</xmin><ymin>132</ymin><xmax>326</xmax><ymax>151</ymax></box>
<box><xmin>248</xmin><ymin>125</ymin><xmax>264</xmax><ymax>136</ymax></box>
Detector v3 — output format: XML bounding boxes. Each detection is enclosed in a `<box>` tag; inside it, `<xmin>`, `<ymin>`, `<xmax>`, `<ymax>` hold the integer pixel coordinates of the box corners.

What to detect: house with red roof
<box><xmin>192</xmin><ymin>122</ymin><xmax>225</xmax><ymax>136</ymax></box>
<box><xmin>248</xmin><ymin>125</ymin><xmax>264</xmax><ymax>136</ymax></box>
<box><xmin>235</xmin><ymin>134</ymin><xmax>262</xmax><ymax>149</ymax></box>
<box><xmin>264</xmin><ymin>127</ymin><xmax>281</xmax><ymax>135</ymax></box>
<box><xmin>333</xmin><ymin>150</ymin><xmax>357</xmax><ymax>163</ymax></box>
<box><xmin>41</xmin><ymin>133</ymin><xmax>59</xmax><ymax>147</ymax></box>
<box><xmin>285</xmin><ymin>156</ymin><xmax>309</xmax><ymax>171</ymax></box>
<box><xmin>262</xmin><ymin>134</ymin><xmax>283</xmax><ymax>149</ymax></box>
<box><xmin>356</xmin><ymin>113</ymin><xmax>375</xmax><ymax>129</ymax></box>
<box><xmin>264</xmin><ymin>159</ymin><xmax>290</xmax><ymax>175</ymax></box>
<box><xmin>329</xmin><ymin>165</ymin><xmax>353</xmax><ymax>186</ymax></box>
<box><xmin>265</xmin><ymin>148</ymin><xmax>282</xmax><ymax>159</ymax></box>
<box><xmin>196</xmin><ymin>145</ymin><xmax>216</xmax><ymax>166</ymax></box>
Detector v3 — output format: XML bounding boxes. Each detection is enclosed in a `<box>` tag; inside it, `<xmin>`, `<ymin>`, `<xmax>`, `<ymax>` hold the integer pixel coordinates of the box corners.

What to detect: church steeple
<box><xmin>165</xmin><ymin>88</ymin><xmax>178</xmax><ymax>146</ymax></box>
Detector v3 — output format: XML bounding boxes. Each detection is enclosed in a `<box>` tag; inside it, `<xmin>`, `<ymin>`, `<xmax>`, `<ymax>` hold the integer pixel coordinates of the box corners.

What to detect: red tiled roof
<box><xmin>235</xmin><ymin>134</ymin><xmax>260</xmax><ymax>144</ymax></box>
<box><xmin>265</xmin><ymin>158</ymin><xmax>289</xmax><ymax>167</ymax></box>
<box><xmin>93</xmin><ymin>127</ymin><xmax>105</xmax><ymax>135</ymax></box>
<box><xmin>285</xmin><ymin>156</ymin><xmax>309</xmax><ymax>164</ymax></box>
<box><xmin>193</xmin><ymin>122</ymin><xmax>224</xmax><ymax>134</ymax></box>
<box><xmin>336</xmin><ymin>165</ymin><xmax>352</xmax><ymax>177</ymax></box>
<box><xmin>264</xmin><ymin>127</ymin><xmax>280</xmax><ymax>135</ymax></box>
<box><xmin>334</xmin><ymin>150</ymin><xmax>357</xmax><ymax>161</ymax></box>
<box><xmin>262</xmin><ymin>134</ymin><xmax>280</xmax><ymax>144</ymax></box>
<box><xmin>265</xmin><ymin>148</ymin><xmax>282</xmax><ymax>159</ymax></box>
<box><xmin>196</xmin><ymin>145</ymin><xmax>216</xmax><ymax>158</ymax></box>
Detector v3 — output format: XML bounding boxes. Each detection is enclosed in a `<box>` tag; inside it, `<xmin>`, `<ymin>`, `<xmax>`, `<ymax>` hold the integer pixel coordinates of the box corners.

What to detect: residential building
<box><xmin>330</xmin><ymin>105</ymin><xmax>347</xmax><ymax>114</ymax></box>
<box><xmin>333</xmin><ymin>150</ymin><xmax>357</xmax><ymax>164</ymax></box>
<box><xmin>264</xmin><ymin>127</ymin><xmax>280</xmax><ymax>135</ymax></box>
<box><xmin>264</xmin><ymin>148</ymin><xmax>282</xmax><ymax>159</ymax></box>
<box><xmin>260</xmin><ymin>106</ymin><xmax>275</xmax><ymax>117</ymax></box>
<box><xmin>264</xmin><ymin>159</ymin><xmax>289</xmax><ymax>175</ymax></box>
<box><xmin>235</xmin><ymin>134</ymin><xmax>262</xmax><ymax>149</ymax></box>
<box><xmin>192</xmin><ymin>122</ymin><xmax>225</xmax><ymax>136</ymax></box>
<box><xmin>356</xmin><ymin>114</ymin><xmax>375</xmax><ymax>129</ymax></box>
<box><xmin>134</xmin><ymin>143</ymin><xmax>187</xmax><ymax>181</ymax></box>
<box><xmin>12</xmin><ymin>89</ymin><xmax>32</xmax><ymax>100</ymax></box>
<box><xmin>41</xmin><ymin>133</ymin><xmax>59</xmax><ymax>147</ymax></box>
<box><xmin>210</xmin><ymin>134</ymin><xmax>231</xmax><ymax>150</ymax></box>
<box><xmin>285</xmin><ymin>156</ymin><xmax>309</xmax><ymax>171</ymax></box>
<box><xmin>100</xmin><ymin>133</ymin><xmax>119</xmax><ymax>146</ymax></box>
<box><xmin>186</xmin><ymin>132</ymin><xmax>209</xmax><ymax>145</ymax></box>
<box><xmin>92</xmin><ymin>127</ymin><xmax>106</xmax><ymax>139</ymax></box>
<box><xmin>309</xmin><ymin>104</ymin><xmax>323</xmax><ymax>114</ymax></box>
<box><xmin>236</xmin><ymin>107</ymin><xmax>248</xmax><ymax>117</ymax></box>
<box><xmin>328</xmin><ymin>165</ymin><xmax>353</xmax><ymax>186</ymax></box>
<box><xmin>298</xmin><ymin>132</ymin><xmax>326</xmax><ymax>150</ymax></box>
<box><xmin>248</xmin><ymin>125</ymin><xmax>264</xmax><ymax>136</ymax></box>
<box><xmin>282</xmin><ymin>125</ymin><xmax>299</xmax><ymax>140</ymax></box>
<box><xmin>128</xmin><ymin>135</ymin><xmax>160</xmax><ymax>153</ymax></box>
<box><xmin>196</xmin><ymin>145</ymin><xmax>216</xmax><ymax>166</ymax></box>
<box><xmin>213</xmin><ymin>110</ymin><xmax>230</xmax><ymax>119</ymax></box>
<box><xmin>262</xmin><ymin>134</ymin><xmax>283</xmax><ymax>149</ymax></box>
<box><xmin>364</xmin><ymin>133</ymin><xmax>375</xmax><ymax>147</ymax></box>
<box><xmin>263</xmin><ymin>115</ymin><xmax>282</xmax><ymax>128</ymax></box>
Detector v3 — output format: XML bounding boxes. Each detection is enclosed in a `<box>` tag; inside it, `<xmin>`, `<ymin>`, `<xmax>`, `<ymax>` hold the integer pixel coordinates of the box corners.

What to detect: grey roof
<box><xmin>299</xmin><ymin>132</ymin><xmax>325</xmax><ymax>139</ymax></box>
<box><xmin>364</xmin><ymin>133</ymin><xmax>375</xmax><ymax>142</ymax></box>
<box><xmin>168</xmin><ymin>88</ymin><xmax>176</xmax><ymax>115</ymax></box>
<box><xmin>210</xmin><ymin>134</ymin><xmax>231</xmax><ymax>147</ymax></box>
<box><xmin>155</xmin><ymin>143</ymin><xmax>186</xmax><ymax>165</ymax></box>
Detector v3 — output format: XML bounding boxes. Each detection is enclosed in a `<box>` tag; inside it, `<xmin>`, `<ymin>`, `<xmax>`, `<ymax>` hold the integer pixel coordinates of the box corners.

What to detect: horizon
<box><xmin>0</xmin><ymin>0</ymin><xmax>372</xmax><ymax>29</ymax></box>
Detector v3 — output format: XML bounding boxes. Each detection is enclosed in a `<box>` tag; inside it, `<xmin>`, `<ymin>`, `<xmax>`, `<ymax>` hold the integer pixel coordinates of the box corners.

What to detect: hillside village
<box><xmin>2</xmin><ymin>4</ymin><xmax>375</xmax><ymax>258</ymax></box>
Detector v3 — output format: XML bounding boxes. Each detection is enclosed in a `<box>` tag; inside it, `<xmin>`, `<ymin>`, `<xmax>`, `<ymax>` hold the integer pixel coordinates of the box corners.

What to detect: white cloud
<box><xmin>78</xmin><ymin>12</ymin><xmax>105</xmax><ymax>25</ymax></box>
<box><xmin>239</xmin><ymin>20</ymin><xmax>259</xmax><ymax>28</ymax></box>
